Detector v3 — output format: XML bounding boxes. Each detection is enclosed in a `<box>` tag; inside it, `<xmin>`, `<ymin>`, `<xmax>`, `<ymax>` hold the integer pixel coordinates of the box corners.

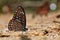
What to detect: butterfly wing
<box><xmin>8</xmin><ymin>6</ymin><xmax>28</xmax><ymax>31</ymax></box>
<box><xmin>13</xmin><ymin>6</ymin><xmax>26</xmax><ymax>28</ymax></box>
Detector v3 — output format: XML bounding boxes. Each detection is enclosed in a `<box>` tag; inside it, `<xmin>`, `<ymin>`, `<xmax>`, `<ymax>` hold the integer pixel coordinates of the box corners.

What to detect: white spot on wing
<box><xmin>20</xmin><ymin>12</ymin><xmax>24</xmax><ymax>14</ymax></box>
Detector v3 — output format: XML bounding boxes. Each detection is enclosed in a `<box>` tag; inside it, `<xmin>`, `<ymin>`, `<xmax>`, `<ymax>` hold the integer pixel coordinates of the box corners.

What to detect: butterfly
<box><xmin>8</xmin><ymin>6</ymin><xmax>28</xmax><ymax>31</ymax></box>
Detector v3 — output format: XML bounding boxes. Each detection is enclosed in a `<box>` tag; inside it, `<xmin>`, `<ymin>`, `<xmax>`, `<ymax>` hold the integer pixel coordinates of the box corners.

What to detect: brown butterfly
<box><xmin>8</xmin><ymin>6</ymin><xmax>28</xmax><ymax>31</ymax></box>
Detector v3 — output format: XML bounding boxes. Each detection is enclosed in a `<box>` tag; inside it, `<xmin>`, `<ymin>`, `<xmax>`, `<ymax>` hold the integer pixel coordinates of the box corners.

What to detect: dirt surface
<box><xmin>0</xmin><ymin>11</ymin><xmax>60</xmax><ymax>40</ymax></box>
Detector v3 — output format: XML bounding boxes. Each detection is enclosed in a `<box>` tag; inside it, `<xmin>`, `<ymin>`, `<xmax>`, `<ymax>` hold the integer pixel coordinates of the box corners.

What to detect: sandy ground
<box><xmin>0</xmin><ymin>11</ymin><xmax>60</xmax><ymax>40</ymax></box>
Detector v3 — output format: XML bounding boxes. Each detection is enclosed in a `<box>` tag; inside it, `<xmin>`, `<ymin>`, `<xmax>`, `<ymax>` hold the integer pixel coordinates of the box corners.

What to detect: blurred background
<box><xmin>0</xmin><ymin>0</ymin><xmax>59</xmax><ymax>30</ymax></box>
<box><xmin>0</xmin><ymin>0</ymin><xmax>59</xmax><ymax>14</ymax></box>
<box><xmin>0</xmin><ymin>0</ymin><xmax>60</xmax><ymax>40</ymax></box>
